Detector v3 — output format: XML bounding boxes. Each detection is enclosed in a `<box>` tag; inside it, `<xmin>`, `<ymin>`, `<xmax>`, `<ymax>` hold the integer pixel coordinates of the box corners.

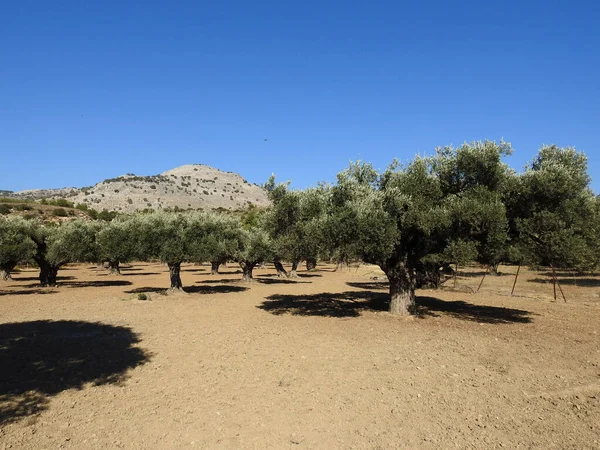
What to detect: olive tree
<box><xmin>325</xmin><ymin>141</ymin><xmax>513</xmax><ymax>315</ymax></box>
<box><xmin>0</xmin><ymin>216</ymin><xmax>36</xmax><ymax>280</ymax></box>
<box><xmin>132</xmin><ymin>212</ymin><xmax>204</xmax><ymax>290</ymax></box>
<box><xmin>231</xmin><ymin>211</ymin><xmax>274</xmax><ymax>280</ymax></box>
<box><xmin>263</xmin><ymin>176</ymin><xmax>329</xmax><ymax>278</ymax></box>
<box><xmin>131</xmin><ymin>212</ymin><xmax>237</xmax><ymax>290</ymax></box>
<box><xmin>96</xmin><ymin>217</ymin><xmax>137</xmax><ymax>274</ymax></box>
<box><xmin>507</xmin><ymin>146</ymin><xmax>599</xmax><ymax>272</ymax></box>
<box><xmin>431</xmin><ymin>140</ymin><xmax>513</xmax><ymax>275</ymax></box>
<box><xmin>28</xmin><ymin>220</ymin><xmax>99</xmax><ymax>286</ymax></box>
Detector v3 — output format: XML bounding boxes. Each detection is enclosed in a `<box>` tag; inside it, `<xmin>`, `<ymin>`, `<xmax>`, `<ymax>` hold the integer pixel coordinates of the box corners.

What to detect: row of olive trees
<box><xmin>2</xmin><ymin>142</ymin><xmax>598</xmax><ymax>314</ymax></box>
<box><xmin>0</xmin><ymin>212</ymin><xmax>275</xmax><ymax>289</ymax></box>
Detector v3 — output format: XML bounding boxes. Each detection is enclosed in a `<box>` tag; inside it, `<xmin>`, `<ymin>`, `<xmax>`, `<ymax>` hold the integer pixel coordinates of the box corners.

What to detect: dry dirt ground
<box><xmin>1</xmin><ymin>263</ymin><xmax>599</xmax><ymax>449</ymax></box>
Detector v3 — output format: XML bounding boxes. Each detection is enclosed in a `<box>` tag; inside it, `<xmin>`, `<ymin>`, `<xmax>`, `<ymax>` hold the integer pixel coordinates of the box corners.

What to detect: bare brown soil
<box><xmin>1</xmin><ymin>263</ymin><xmax>599</xmax><ymax>449</ymax></box>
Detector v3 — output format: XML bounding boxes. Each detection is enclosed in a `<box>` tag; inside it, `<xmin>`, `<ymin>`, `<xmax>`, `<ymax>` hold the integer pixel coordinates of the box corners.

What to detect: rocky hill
<box><xmin>3</xmin><ymin>165</ymin><xmax>270</xmax><ymax>213</ymax></box>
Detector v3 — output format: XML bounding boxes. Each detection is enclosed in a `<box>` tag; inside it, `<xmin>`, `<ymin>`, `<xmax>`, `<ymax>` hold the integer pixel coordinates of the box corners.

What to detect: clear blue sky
<box><xmin>1</xmin><ymin>0</ymin><xmax>599</xmax><ymax>192</ymax></box>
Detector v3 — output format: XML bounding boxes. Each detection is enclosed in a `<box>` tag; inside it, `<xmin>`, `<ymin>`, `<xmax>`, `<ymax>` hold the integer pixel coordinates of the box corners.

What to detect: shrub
<box><xmin>52</xmin><ymin>208</ymin><xmax>68</xmax><ymax>217</ymax></box>
<box><xmin>0</xmin><ymin>204</ymin><xmax>10</xmax><ymax>214</ymax></box>
<box><xmin>46</xmin><ymin>198</ymin><xmax>75</xmax><ymax>208</ymax></box>
<box><xmin>150</xmin><ymin>185</ymin><xmax>157</xmax><ymax>190</ymax></box>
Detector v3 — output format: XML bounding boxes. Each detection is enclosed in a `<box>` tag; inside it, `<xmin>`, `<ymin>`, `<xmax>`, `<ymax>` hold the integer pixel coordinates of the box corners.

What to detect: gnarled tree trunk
<box><xmin>39</xmin><ymin>262</ymin><xmax>59</xmax><ymax>287</ymax></box>
<box><xmin>107</xmin><ymin>260</ymin><xmax>121</xmax><ymax>275</ymax></box>
<box><xmin>384</xmin><ymin>263</ymin><xmax>416</xmax><ymax>315</ymax></box>
<box><xmin>168</xmin><ymin>262</ymin><xmax>183</xmax><ymax>290</ymax></box>
<box><xmin>289</xmin><ymin>260</ymin><xmax>299</xmax><ymax>278</ymax></box>
<box><xmin>489</xmin><ymin>262</ymin><xmax>500</xmax><ymax>276</ymax></box>
<box><xmin>240</xmin><ymin>261</ymin><xmax>256</xmax><ymax>281</ymax></box>
<box><xmin>1</xmin><ymin>262</ymin><xmax>16</xmax><ymax>280</ymax></box>
<box><xmin>305</xmin><ymin>258</ymin><xmax>317</xmax><ymax>271</ymax></box>
<box><xmin>415</xmin><ymin>262</ymin><xmax>443</xmax><ymax>289</ymax></box>
<box><xmin>211</xmin><ymin>261</ymin><xmax>220</xmax><ymax>275</ymax></box>
<box><xmin>335</xmin><ymin>261</ymin><xmax>348</xmax><ymax>272</ymax></box>
<box><xmin>274</xmin><ymin>260</ymin><xmax>288</xmax><ymax>278</ymax></box>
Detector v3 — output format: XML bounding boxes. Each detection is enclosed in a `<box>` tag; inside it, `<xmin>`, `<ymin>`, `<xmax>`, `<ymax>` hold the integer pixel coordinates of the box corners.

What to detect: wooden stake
<box><xmin>477</xmin><ymin>267</ymin><xmax>489</xmax><ymax>293</ymax></box>
<box><xmin>454</xmin><ymin>264</ymin><xmax>458</xmax><ymax>288</ymax></box>
<box><xmin>551</xmin><ymin>265</ymin><xmax>557</xmax><ymax>301</ymax></box>
<box><xmin>551</xmin><ymin>265</ymin><xmax>567</xmax><ymax>302</ymax></box>
<box><xmin>511</xmin><ymin>265</ymin><xmax>521</xmax><ymax>296</ymax></box>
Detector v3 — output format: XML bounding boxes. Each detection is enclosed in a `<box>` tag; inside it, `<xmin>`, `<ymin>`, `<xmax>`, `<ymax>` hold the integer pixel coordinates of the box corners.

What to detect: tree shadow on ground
<box><xmin>197</xmin><ymin>277</ymin><xmax>309</xmax><ymax>285</ymax></box>
<box><xmin>125</xmin><ymin>287</ymin><xmax>167</xmax><ymax>294</ymax></box>
<box><xmin>257</xmin><ymin>278</ymin><xmax>311</xmax><ymax>285</ymax></box>
<box><xmin>184</xmin><ymin>285</ymin><xmax>249</xmax><ymax>294</ymax></box>
<box><xmin>126</xmin><ymin>285</ymin><xmax>248</xmax><ymax>295</ymax></box>
<box><xmin>196</xmin><ymin>270</ymin><xmax>242</xmax><ymax>276</ymax></box>
<box><xmin>121</xmin><ymin>272</ymin><xmax>161</xmax><ymax>277</ymax></box>
<box><xmin>416</xmin><ymin>296</ymin><xmax>533</xmax><ymax>324</ymax></box>
<box><xmin>0</xmin><ymin>289</ymin><xmax>57</xmax><ymax>297</ymax></box>
<box><xmin>62</xmin><ymin>280</ymin><xmax>132</xmax><ymax>288</ymax></box>
<box><xmin>258</xmin><ymin>291</ymin><xmax>389</xmax><ymax>317</ymax></box>
<box><xmin>196</xmin><ymin>278</ymin><xmax>239</xmax><ymax>284</ymax></box>
<box><xmin>259</xmin><ymin>290</ymin><xmax>534</xmax><ymax>324</ymax></box>
<box><xmin>9</xmin><ymin>276</ymin><xmax>76</xmax><ymax>283</ymax></box>
<box><xmin>297</xmin><ymin>273</ymin><xmax>322</xmax><ymax>278</ymax></box>
<box><xmin>347</xmin><ymin>281</ymin><xmax>389</xmax><ymax>291</ymax></box>
<box><xmin>0</xmin><ymin>320</ymin><xmax>150</xmax><ymax>425</ymax></box>
<box><xmin>528</xmin><ymin>277</ymin><xmax>600</xmax><ymax>287</ymax></box>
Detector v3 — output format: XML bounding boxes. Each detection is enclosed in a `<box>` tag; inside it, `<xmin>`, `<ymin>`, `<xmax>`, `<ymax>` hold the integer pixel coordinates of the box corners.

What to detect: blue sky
<box><xmin>1</xmin><ymin>0</ymin><xmax>599</xmax><ymax>192</ymax></box>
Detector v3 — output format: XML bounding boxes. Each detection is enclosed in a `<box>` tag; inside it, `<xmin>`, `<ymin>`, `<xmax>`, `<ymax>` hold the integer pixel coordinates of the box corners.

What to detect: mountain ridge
<box><xmin>2</xmin><ymin>164</ymin><xmax>270</xmax><ymax>212</ymax></box>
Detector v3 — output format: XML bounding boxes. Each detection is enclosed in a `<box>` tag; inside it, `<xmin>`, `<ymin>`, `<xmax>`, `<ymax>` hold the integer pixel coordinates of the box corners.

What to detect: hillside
<box><xmin>3</xmin><ymin>165</ymin><xmax>270</xmax><ymax>213</ymax></box>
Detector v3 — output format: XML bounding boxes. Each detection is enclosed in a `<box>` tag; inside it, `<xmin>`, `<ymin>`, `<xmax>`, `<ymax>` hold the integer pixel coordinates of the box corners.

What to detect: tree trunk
<box><xmin>0</xmin><ymin>262</ymin><xmax>16</xmax><ymax>280</ymax></box>
<box><xmin>290</xmin><ymin>260</ymin><xmax>299</xmax><ymax>278</ymax></box>
<box><xmin>107</xmin><ymin>260</ymin><xmax>121</xmax><ymax>275</ymax></box>
<box><xmin>211</xmin><ymin>261</ymin><xmax>220</xmax><ymax>275</ymax></box>
<box><xmin>335</xmin><ymin>260</ymin><xmax>348</xmax><ymax>272</ymax></box>
<box><xmin>305</xmin><ymin>258</ymin><xmax>317</xmax><ymax>271</ymax></box>
<box><xmin>385</xmin><ymin>264</ymin><xmax>416</xmax><ymax>315</ymax></box>
<box><xmin>274</xmin><ymin>260</ymin><xmax>288</xmax><ymax>278</ymax></box>
<box><xmin>168</xmin><ymin>262</ymin><xmax>183</xmax><ymax>290</ymax></box>
<box><xmin>414</xmin><ymin>262</ymin><xmax>441</xmax><ymax>289</ymax></box>
<box><xmin>39</xmin><ymin>263</ymin><xmax>59</xmax><ymax>287</ymax></box>
<box><xmin>240</xmin><ymin>262</ymin><xmax>255</xmax><ymax>281</ymax></box>
<box><xmin>489</xmin><ymin>263</ymin><xmax>500</xmax><ymax>276</ymax></box>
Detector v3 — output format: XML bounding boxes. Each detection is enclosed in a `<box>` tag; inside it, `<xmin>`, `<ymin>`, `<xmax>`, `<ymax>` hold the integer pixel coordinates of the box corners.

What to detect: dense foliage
<box><xmin>1</xmin><ymin>141</ymin><xmax>597</xmax><ymax>314</ymax></box>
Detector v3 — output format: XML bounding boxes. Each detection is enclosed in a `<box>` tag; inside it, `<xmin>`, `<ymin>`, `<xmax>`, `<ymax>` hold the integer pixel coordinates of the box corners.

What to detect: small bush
<box><xmin>46</xmin><ymin>198</ymin><xmax>74</xmax><ymax>208</ymax></box>
<box><xmin>149</xmin><ymin>185</ymin><xmax>157</xmax><ymax>190</ymax></box>
<box><xmin>52</xmin><ymin>208</ymin><xmax>68</xmax><ymax>217</ymax></box>
<box><xmin>0</xmin><ymin>204</ymin><xmax>11</xmax><ymax>214</ymax></box>
<box><xmin>137</xmin><ymin>293</ymin><xmax>148</xmax><ymax>301</ymax></box>
<box><xmin>127</xmin><ymin>198</ymin><xmax>133</xmax><ymax>204</ymax></box>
